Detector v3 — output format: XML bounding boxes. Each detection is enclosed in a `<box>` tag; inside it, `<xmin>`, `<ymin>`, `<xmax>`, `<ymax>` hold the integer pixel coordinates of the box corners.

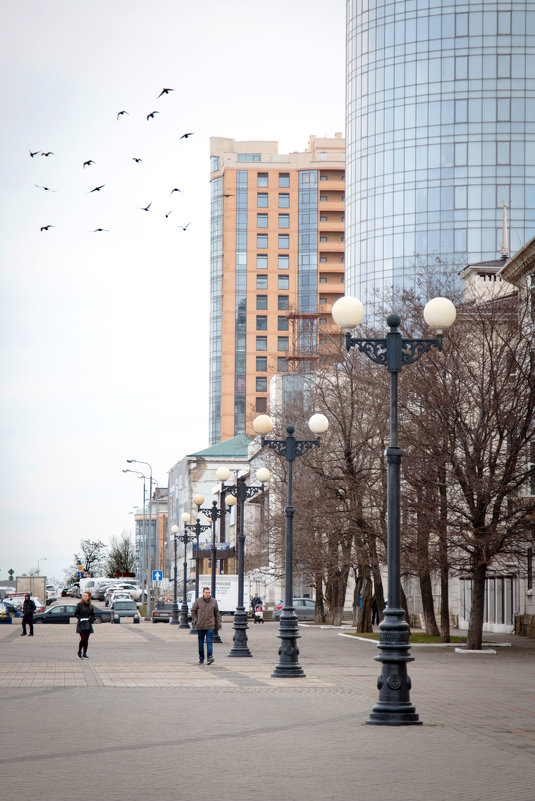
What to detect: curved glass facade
<box><xmin>346</xmin><ymin>0</ymin><xmax>535</xmax><ymax>309</ymax></box>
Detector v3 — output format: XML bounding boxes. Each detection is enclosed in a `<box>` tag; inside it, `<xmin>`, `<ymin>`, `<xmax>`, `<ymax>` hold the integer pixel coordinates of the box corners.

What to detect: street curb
<box><xmin>338</xmin><ymin>633</ymin><xmax>511</xmax><ymax>649</ymax></box>
<box><xmin>455</xmin><ymin>647</ymin><xmax>497</xmax><ymax>654</ymax></box>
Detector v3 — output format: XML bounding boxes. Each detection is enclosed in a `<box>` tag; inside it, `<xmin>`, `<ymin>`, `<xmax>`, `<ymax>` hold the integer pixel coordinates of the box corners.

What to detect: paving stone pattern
<box><xmin>0</xmin><ymin>621</ymin><xmax>534</xmax><ymax>801</ymax></box>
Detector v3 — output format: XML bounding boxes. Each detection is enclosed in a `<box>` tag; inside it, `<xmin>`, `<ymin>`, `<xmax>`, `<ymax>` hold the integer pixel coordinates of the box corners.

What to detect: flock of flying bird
<box><xmin>31</xmin><ymin>88</ymin><xmax>194</xmax><ymax>233</ymax></box>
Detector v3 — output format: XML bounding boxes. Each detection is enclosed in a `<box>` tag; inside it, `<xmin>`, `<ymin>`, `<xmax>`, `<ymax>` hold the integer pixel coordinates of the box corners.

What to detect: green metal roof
<box><xmin>186</xmin><ymin>434</ymin><xmax>252</xmax><ymax>459</ymax></box>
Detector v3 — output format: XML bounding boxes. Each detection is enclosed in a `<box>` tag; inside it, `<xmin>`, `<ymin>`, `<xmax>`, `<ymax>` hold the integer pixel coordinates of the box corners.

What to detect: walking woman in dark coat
<box><xmin>74</xmin><ymin>591</ymin><xmax>96</xmax><ymax>658</ymax></box>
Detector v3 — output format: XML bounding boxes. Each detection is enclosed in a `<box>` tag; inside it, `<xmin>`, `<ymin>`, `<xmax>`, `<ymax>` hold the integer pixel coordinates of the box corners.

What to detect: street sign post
<box><xmin>152</xmin><ymin>570</ymin><xmax>163</xmax><ymax>582</ymax></box>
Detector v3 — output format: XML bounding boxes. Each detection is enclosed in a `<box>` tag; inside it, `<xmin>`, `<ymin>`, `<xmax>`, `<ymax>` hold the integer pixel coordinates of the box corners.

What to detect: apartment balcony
<box><xmin>318</xmin><ymin>260</ymin><xmax>345</xmax><ymax>273</ymax></box>
<box><xmin>319</xmin><ymin>279</ymin><xmax>345</xmax><ymax>293</ymax></box>
<box><xmin>318</xmin><ymin>200</ymin><xmax>345</xmax><ymax>212</ymax></box>
<box><xmin>318</xmin><ymin>178</ymin><xmax>345</xmax><ymax>191</ymax></box>
<box><xmin>318</xmin><ymin>220</ymin><xmax>345</xmax><ymax>233</ymax></box>
<box><xmin>319</xmin><ymin>239</ymin><xmax>344</xmax><ymax>253</ymax></box>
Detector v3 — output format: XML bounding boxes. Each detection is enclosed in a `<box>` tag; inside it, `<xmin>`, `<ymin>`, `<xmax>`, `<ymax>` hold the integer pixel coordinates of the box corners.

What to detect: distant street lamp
<box><xmin>253</xmin><ymin>413</ymin><xmax>329</xmax><ymax>678</ymax></box>
<box><xmin>170</xmin><ymin>525</ymin><xmax>181</xmax><ymax>626</ymax></box>
<box><xmin>176</xmin><ymin>513</ymin><xmax>193</xmax><ymax>628</ymax></box>
<box><xmin>221</xmin><ymin>467</ymin><xmax>271</xmax><ymax>658</ymax></box>
<box><xmin>333</xmin><ymin>294</ymin><xmax>456</xmax><ymax>726</ymax></box>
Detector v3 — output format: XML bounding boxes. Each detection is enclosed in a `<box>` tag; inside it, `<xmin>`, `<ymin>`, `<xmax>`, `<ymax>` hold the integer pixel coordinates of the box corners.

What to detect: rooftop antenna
<box><xmin>500</xmin><ymin>200</ymin><xmax>509</xmax><ymax>259</ymax></box>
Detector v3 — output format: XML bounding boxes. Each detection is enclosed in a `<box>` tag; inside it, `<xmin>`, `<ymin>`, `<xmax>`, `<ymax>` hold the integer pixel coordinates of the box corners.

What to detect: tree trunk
<box><xmin>352</xmin><ymin>569</ymin><xmax>362</xmax><ymax>626</ymax></box>
<box><xmin>467</xmin><ymin>562</ymin><xmax>487</xmax><ymax>650</ymax></box>
<box><xmin>419</xmin><ymin>571</ymin><xmax>440</xmax><ymax>635</ymax></box>
<box><xmin>324</xmin><ymin>567</ymin><xmax>349</xmax><ymax>626</ymax></box>
<box><xmin>357</xmin><ymin>574</ymin><xmax>373</xmax><ymax>632</ymax></box>
<box><xmin>314</xmin><ymin>570</ymin><xmax>325</xmax><ymax>624</ymax></box>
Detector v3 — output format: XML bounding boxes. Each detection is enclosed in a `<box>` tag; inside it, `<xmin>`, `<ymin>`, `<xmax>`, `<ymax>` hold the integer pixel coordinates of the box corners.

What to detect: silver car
<box><xmin>272</xmin><ymin>598</ymin><xmax>317</xmax><ymax>621</ymax></box>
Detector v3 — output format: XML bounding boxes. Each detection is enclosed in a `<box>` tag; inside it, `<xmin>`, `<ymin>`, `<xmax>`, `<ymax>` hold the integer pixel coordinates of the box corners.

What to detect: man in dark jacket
<box><xmin>191</xmin><ymin>587</ymin><xmax>222</xmax><ymax>665</ymax></box>
<box><xmin>21</xmin><ymin>594</ymin><xmax>36</xmax><ymax>636</ymax></box>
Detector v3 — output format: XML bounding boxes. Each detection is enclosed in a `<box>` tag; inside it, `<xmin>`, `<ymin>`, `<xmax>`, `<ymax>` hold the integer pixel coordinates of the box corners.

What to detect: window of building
<box><xmin>256</xmin><ymin>356</ymin><xmax>267</xmax><ymax>371</ymax></box>
<box><xmin>257</xmin><ymin>213</ymin><xmax>268</xmax><ymax>228</ymax></box>
<box><xmin>257</xmin><ymin>173</ymin><xmax>268</xmax><ymax>187</ymax></box>
<box><xmin>257</xmin><ymin>193</ymin><xmax>268</xmax><ymax>208</ymax></box>
<box><xmin>277</xmin><ymin>357</ymin><xmax>288</xmax><ymax>372</ymax></box>
<box><xmin>256</xmin><ymin>274</ymin><xmax>268</xmax><ymax>289</ymax></box>
<box><xmin>257</xmin><ymin>254</ymin><xmax>268</xmax><ymax>269</ymax></box>
<box><xmin>256</xmin><ymin>315</ymin><xmax>268</xmax><ymax>330</ymax></box>
<box><xmin>278</xmin><ymin>295</ymin><xmax>289</xmax><ymax>310</ymax></box>
<box><xmin>278</xmin><ymin>336</ymin><xmax>289</xmax><ymax>351</ymax></box>
<box><xmin>256</xmin><ymin>295</ymin><xmax>267</xmax><ymax>310</ymax></box>
<box><xmin>279</xmin><ymin>173</ymin><xmax>290</xmax><ymax>187</ymax></box>
<box><xmin>320</xmin><ymin>215</ymin><xmax>328</xmax><ymax>221</ymax></box>
<box><xmin>320</xmin><ymin>297</ymin><xmax>327</xmax><ymax>304</ymax></box>
<box><xmin>278</xmin><ymin>213</ymin><xmax>290</xmax><ymax>228</ymax></box>
<box><xmin>256</xmin><ymin>376</ymin><xmax>267</xmax><ymax>392</ymax></box>
<box><xmin>256</xmin><ymin>336</ymin><xmax>267</xmax><ymax>351</ymax></box>
<box><xmin>278</xmin><ymin>316</ymin><xmax>289</xmax><ymax>331</ymax></box>
<box><xmin>320</xmin><ymin>236</ymin><xmax>327</xmax><ymax>242</ymax></box>
<box><xmin>278</xmin><ymin>193</ymin><xmax>290</xmax><ymax>208</ymax></box>
<box><xmin>237</xmin><ymin>153</ymin><xmax>260</xmax><ymax>162</ymax></box>
<box><xmin>278</xmin><ymin>234</ymin><xmax>289</xmax><ymax>248</ymax></box>
<box><xmin>257</xmin><ymin>234</ymin><xmax>268</xmax><ymax>248</ymax></box>
<box><xmin>320</xmin><ymin>318</ymin><xmax>327</xmax><ymax>324</ymax></box>
<box><xmin>278</xmin><ymin>254</ymin><xmax>289</xmax><ymax>269</ymax></box>
<box><xmin>320</xmin><ymin>175</ymin><xmax>328</xmax><ymax>181</ymax></box>
<box><xmin>319</xmin><ymin>277</ymin><xmax>327</xmax><ymax>283</ymax></box>
<box><xmin>278</xmin><ymin>275</ymin><xmax>289</xmax><ymax>290</ymax></box>
<box><xmin>320</xmin><ymin>256</ymin><xmax>327</xmax><ymax>263</ymax></box>
<box><xmin>319</xmin><ymin>337</ymin><xmax>327</xmax><ymax>344</ymax></box>
<box><xmin>256</xmin><ymin>397</ymin><xmax>267</xmax><ymax>412</ymax></box>
<box><xmin>210</xmin><ymin>156</ymin><xmax>220</xmax><ymax>172</ymax></box>
<box><xmin>320</xmin><ymin>195</ymin><xmax>328</xmax><ymax>201</ymax></box>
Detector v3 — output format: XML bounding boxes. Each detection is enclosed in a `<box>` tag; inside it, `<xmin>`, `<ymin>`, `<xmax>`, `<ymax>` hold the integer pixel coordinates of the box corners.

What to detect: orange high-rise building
<box><xmin>209</xmin><ymin>135</ymin><xmax>345</xmax><ymax>444</ymax></box>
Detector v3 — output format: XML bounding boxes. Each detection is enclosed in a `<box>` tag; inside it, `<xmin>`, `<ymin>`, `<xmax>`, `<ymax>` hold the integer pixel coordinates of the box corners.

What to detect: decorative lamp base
<box><xmin>170</xmin><ymin>603</ymin><xmax>180</xmax><ymax>626</ymax></box>
<box><xmin>228</xmin><ymin>608</ymin><xmax>252</xmax><ymax>657</ymax></box>
<box><xmin>366</xmin><ymin>608</ymin><xmax>421</xmax><ymax>726</ymax></box>
<box><xmin>271</xmin><ymin>609</ymin><xmax>305</xmax><ymax>678</ymax></box>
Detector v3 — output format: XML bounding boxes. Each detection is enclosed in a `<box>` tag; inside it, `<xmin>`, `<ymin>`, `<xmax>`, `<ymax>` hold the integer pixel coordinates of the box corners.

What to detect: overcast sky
<box><xmin>0</xmin><ymin>0</ymin><xmax>345</xmax><ymax>583</ymax></box>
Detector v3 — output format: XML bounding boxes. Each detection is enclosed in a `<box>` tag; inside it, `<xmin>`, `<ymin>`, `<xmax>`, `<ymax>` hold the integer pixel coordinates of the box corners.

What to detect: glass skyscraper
<box><xmin>346</xmin><ymin>0</ymin><xmax>535</xmax><ymax>309</ymax></box>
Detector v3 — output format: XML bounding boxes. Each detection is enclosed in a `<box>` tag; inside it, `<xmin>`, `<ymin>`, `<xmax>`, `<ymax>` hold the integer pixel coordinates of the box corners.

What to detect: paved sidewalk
<box><xmin>0</xmin><ymin>620</ymin><xmax>534</xmax><ymax>801</ymax></box>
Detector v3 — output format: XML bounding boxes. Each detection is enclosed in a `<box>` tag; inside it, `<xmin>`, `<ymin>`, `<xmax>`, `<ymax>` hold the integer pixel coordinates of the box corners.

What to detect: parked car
<box><xmin>109</xmin><ymin>593</ymin><xmax>135</xmax><ymax>607</ymax></box>
<box><xmin>5</xmin><ymin>595</ymin><xmax>45</xmax><ymax>613</ymax></box>
<box><xmin>105</xmin><ymin>583</ymin><xmax>142</xmax><ymax>605</ymax></box>
<box><xmin>112</xmin><ymin>600</ymin><xmax>141</xmax><ymax>624</ymax></box>
<box><xmin>152</xmin><ymin>602</ymin><xmax>176</xmax><ymax>623</ymax></box>
<box><xmin>33</xmin><ymin>603</ymin><xmax>111</xmax><ymax>624</ymax></box>
<box><xmin>0</xmin><ymin>601</ymin><xmax>21</xmax><ymax>623</ymax></box>
<box><xmin>46</xmin><ymin>585</ymin><xmax>58</xmax><ymax>605</ymax></box>
<box><xmin>272</xmin><ymin>598</ymin><xmax>318</xmax><ymax>621</ymax></box>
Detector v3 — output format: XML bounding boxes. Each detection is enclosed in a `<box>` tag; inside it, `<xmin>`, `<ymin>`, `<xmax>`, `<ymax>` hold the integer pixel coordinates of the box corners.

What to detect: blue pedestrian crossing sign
<box><xmin>152</xmin><ymin>570</ymin><xmax>163</xmax><ymax>581</ymax></box>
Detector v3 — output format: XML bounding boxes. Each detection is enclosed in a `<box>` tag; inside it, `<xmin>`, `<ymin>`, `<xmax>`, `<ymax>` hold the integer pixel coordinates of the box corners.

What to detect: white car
<box><xmin>45</xmin><ymin>585</ymin><xmax>58</xmax><ymax>605</ymax></box>
<box><xmin>105</xmin><ymin>583</ymin><xmax>142</xmax><ymax>603</ymax></box>
<box><xmin>109</xmin><ymin>592</ymin><xmax>135</xmax><ymax>607</ymax></box>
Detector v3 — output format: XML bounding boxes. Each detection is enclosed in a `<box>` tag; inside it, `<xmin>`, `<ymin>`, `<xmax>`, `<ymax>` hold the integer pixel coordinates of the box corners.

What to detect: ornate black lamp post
<box><xmin>195</xmin><ymin>490</ymin><xmax>233</xmax><ymax>644</ymax></box>
<box><xmin>169</xmin><ymin>524</ymin><xmax>181</xmax><ymax>625</ymax></box>
<box><xmin>185</xmin><ymin>506</ymin><xmax>211</xmax><ymax>634</ymax></box>
<box><xmin>220</xmin><ymin>467</ymin><xmax>271</xmax><ymax>658</ymax></box>
<box><xmin>175</xmin><ymin>513</ymin><xmax>194</xmax><ymax>628</ymax></box>
<box><xmin>332</xmin><ymin>295</ymin><xmax>456</xmax><ymax>726</ymax></box>
<box><xmin>253</xmin><ymin>413</ymin><xmax>329</xmax><ymax>678</ymax></box>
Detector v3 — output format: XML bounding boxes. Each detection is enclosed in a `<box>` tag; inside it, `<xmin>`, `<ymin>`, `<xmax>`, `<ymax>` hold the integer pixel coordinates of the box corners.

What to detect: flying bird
<box><xmin>139</xmin><ymin>202</ymin><xmax>152</xmax><ymax>212</ymax></box>
<box><xmin>83</xmin><ymin>160</ymin><xmax>95</xmax><ymax>168</ymax></box>
<box><xmin>40</xmin><ymin>225</ymin><xmax>55</xmax><ymax>231</ymax></box>
<box><xmin>89</xmin><ymin>184</ymin><xmax>106</xmax><ymax>192</ymax></box>
<box><xmin>178</xmin><ymin>222</ymin><xmax>191</xmax><ymax>231</ymax></box>
<box><xmin>91</xmin><ymin>228</ymin><xmax>110</xmax><ymax>232</ymax></box>
<box><xmin>41</xmin><ymin>151</ymin><xmax>54</xmax><ymax>157</ymax></box>
<box><xmin>146</xmin><ymin>111</ymin><xmax>159</xmax><ymax>120</ymax></box>
<box><xmin>157</xmin><ymin>88</ymin><xmax>174</xmax><ymax>98</ymax></box>
<box><xmin>35</xmin><ymin>184</ymin><xmax>56</xmax><ymax>191</ymax></box>
<box><xmin>223</xmin><ymin>193</ymin><xmax>235</xmax><ymax>198</ymax></box>
<box><xmin>132</xmin><ymin>157</ymin><xmax>143</xmax><ymax>163</ymax></box>
<box><xmin>165</xmin><ymin>210</ymin><xmax>173</xmax><ymax>218</ymax></box>
<box><xmin>179</xmin><ymin>132</ymin><xmax>194</xmax><ymax>139</ymax></box>
<box><xmin>170</xmin><ymin>187</ymin><xmax>182</xmax><ymax>195</ymax></box>
<box><xmin>117</xmin><ymin>110</ymin><xmax>129</xmax><ymax>119</ymax></box>
<box><xmin>29</xmin><ymin>149</ymin><xmax>40</xmax><ymax>158</ymax></box>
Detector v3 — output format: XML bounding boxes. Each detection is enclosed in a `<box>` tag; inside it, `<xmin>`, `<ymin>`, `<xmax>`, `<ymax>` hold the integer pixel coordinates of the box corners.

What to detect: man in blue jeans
<box><xmin>191</xmin><ymin>587</ymin><xmax>222</xmax><ymax>665</ymax></box>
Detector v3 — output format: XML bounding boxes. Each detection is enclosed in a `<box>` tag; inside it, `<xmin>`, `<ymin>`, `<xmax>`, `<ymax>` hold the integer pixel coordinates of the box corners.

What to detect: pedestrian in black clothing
<box><xmin>371</xmin><ymin>598</ymin><xmax>380</xmax><ymax>626</ymax></box>
<box><xmin>21</xmin><ymin>594</ymin><xmax>36</xmax><ymax>636</ymax></box>
<box><xmin>74</xmin><ymin>591</ymin><xmax>96</xmax><ymax>658</ymax></box>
